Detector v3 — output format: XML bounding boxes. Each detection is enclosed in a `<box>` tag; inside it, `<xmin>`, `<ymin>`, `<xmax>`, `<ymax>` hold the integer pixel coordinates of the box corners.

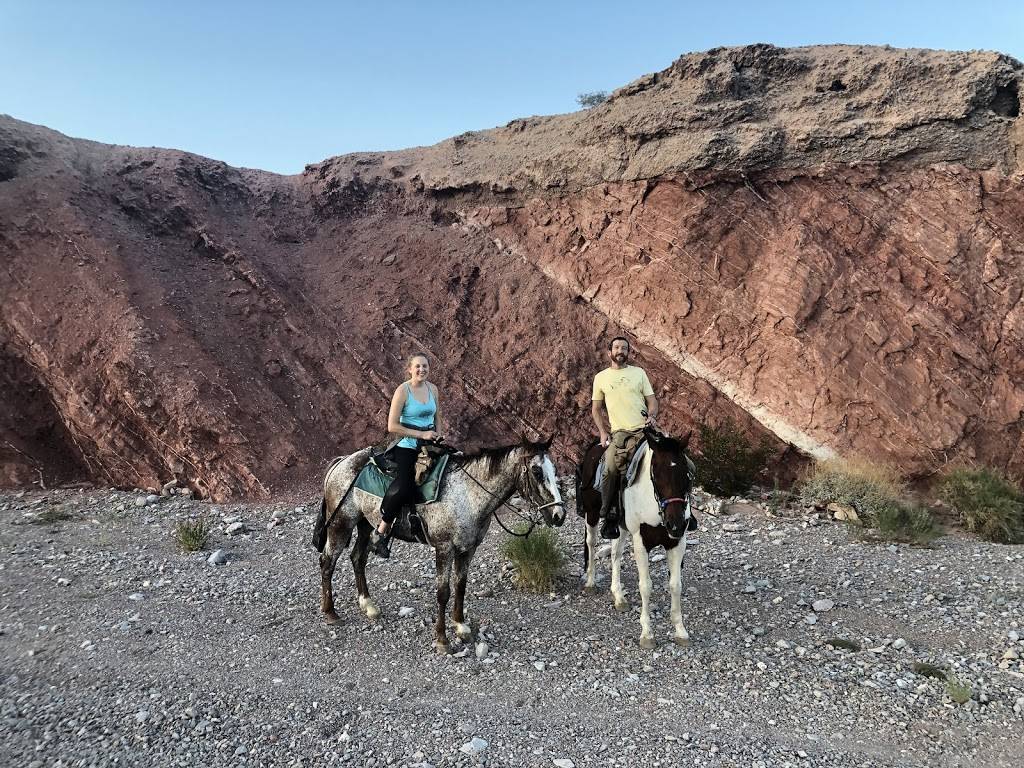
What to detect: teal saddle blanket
<box><xmin>352</xmin><ymin>453</ymin><xmax>450</xmax><ymax>503</ymax></box>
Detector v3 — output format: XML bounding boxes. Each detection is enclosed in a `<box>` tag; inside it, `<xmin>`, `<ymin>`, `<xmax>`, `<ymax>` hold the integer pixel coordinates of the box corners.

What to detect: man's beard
<box><xmin>614</xmin><ymin>354</ymin><xmax>627</xmax><ymax>363</ymax></box>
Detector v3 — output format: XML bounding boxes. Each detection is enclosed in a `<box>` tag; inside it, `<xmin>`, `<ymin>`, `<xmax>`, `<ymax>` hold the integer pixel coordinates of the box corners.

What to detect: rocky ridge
<box><xmin>2</xmin><ymin>43</ymin><xmax>1024</xmax><ymax>496</ymax></box>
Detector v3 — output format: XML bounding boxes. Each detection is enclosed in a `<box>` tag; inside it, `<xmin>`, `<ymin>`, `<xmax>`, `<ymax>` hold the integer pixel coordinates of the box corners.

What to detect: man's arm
<box><xmin>644</xmin><ymin>393</ymin><xmax>658</xmax><ymax>426</ymax></box>
<box><xmin>591</xmin><ymin>399</ymin><xmax>611</xmax><ymax>447</ymax></box>
<box><xmin>641</xmin><ymin>369</ymin><xmax>657</xmax><ymax>426</ymax></box>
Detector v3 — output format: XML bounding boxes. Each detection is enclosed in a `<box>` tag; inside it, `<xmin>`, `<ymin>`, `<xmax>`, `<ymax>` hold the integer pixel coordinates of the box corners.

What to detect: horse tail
<box><xmin>311</xmin><ymin>496</ymin><xmax>329</xmax><ymax>552</ymax></box>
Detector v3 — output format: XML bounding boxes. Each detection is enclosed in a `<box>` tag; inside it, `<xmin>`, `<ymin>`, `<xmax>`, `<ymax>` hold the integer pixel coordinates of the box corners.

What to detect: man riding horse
<box><xmin>590</xmin><ymin>336</ymin><xmax>698</xmax><ymax>541</ymax></box>
<box><xmin>590</xmin><ymin>336</ymin><xmax>659</xmax><ymax>540</ymax></box>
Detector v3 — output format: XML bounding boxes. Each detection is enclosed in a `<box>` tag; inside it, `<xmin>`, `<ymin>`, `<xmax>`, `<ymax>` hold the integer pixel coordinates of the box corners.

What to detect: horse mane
<box><xmin>646</xmin><ymin>427</ymin><xmax>691</xmax><ymax>454</ymax></box>
<box><xmin>456</xmin><ymin>438</ymin><xmax>550</xmax><ymax>478</ymax></box>
<box><xmin>649</xmin><ymin>434</ymin><xmax>685</xmax><ymax>453</ymax></box>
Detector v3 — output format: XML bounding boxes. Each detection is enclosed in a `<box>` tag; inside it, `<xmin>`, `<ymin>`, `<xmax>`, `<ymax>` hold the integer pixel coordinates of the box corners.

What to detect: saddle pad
<box><xmin>593</xmin><ymin>441</ymin><xmax>650</xmax><ymax>490</ymax></box>
<box><xmin>593</xmin><ymin>443</ymin><xmax>696</xmax><ymax>489</ymax></box>
<box><xmin>353</xmin><ymin>453</ymin><xmax>450</xmax><ymax>503</ymax></box>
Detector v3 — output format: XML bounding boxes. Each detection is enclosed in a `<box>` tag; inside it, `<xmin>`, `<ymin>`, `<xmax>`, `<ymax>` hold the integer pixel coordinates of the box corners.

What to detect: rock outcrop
<box><xmin>2</xmin><ymin>44</ymin><xmax>1022</xmax><ymax>497</ymax></box>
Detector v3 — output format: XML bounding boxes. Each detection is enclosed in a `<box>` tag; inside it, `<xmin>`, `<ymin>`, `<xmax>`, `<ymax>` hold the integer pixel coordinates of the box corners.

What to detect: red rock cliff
<box><xmin>2</xmin><ymin>44</ymin><xmax>1022</xmax><ymax>497</ymax></box>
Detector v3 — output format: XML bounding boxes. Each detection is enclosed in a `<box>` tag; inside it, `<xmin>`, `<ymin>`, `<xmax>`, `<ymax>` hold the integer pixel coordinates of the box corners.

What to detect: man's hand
<box><xmin>599</xmin><ymin>431</ymin><xmax>610</xmax><ymax>448</ymax></box>
<box><xmin>645</xmin><ymin>414</ymin><xmax>657</xmax><ymax>427</ymax></box>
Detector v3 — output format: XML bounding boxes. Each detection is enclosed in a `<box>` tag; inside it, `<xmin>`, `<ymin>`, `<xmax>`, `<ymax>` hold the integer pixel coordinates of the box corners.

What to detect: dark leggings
<box><xmin>381</xmin><ymin>447</ymin><xmax>418</xmax><ymax>525</ymax></box>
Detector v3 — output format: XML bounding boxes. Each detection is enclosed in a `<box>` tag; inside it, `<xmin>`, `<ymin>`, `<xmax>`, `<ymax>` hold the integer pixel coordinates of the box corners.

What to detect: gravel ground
<box><xmin>1</xmin><ymin>486</ymin><xmax>1023</xmax><ymax>768</ymax></box>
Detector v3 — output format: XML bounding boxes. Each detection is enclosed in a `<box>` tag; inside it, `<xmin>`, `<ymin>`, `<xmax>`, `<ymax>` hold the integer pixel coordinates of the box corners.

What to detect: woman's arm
<box><xmin>430</xmin><ymin>383</ymin><xmax>442</xmax><ymax>437</ymax></box>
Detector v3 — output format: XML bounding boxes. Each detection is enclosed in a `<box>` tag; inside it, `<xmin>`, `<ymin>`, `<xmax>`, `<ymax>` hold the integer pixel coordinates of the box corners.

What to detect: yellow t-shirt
<box><xmin>592</xmin><ymin>365</ymin><xmax>654</xmax><ymax>432</ymax></box>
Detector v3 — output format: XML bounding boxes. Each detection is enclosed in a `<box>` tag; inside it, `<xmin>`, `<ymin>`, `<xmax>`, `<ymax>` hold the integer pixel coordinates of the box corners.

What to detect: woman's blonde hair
<box><xmin>405</xmin><ymin>352</ymin><xmax>430</xmax><ymax>372</ymax></box>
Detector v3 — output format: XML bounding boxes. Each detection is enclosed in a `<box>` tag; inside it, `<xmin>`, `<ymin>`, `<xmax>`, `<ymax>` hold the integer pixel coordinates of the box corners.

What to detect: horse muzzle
<box><xmin>538</xmin><ymin>500</ymin><xmax>567</xmax><ymax>527</ymax></box>
<box><xmin>660</xmin><ymin>497</ymin><xmax>690</xmax><ymax>539</ymax></box>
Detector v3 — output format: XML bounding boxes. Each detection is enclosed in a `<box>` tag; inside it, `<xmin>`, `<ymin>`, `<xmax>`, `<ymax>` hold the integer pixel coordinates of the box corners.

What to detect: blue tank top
<box><xmin>397</xmin><ymin>382</ymin><xmax>436</xmax><ymax>449</ymax></box>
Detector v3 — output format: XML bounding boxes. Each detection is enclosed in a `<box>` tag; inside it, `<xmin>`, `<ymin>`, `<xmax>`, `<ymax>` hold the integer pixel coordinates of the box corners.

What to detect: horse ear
<box><xmin>679</xmin><ymin>429</ymin><xmax>692</xmax><ymax>451</ymax></box>
<box><xmin>541</xmin><ymin>433</ymin><xmax>554</xmax><ymax>450</ymax></box>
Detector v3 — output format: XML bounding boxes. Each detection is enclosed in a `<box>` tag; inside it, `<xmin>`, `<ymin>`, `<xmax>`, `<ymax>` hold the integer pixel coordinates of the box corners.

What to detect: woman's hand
<box><xmin>421</xmin><ymin>430</ymin><xmax>442</xmax><ymax>442</ymax></box>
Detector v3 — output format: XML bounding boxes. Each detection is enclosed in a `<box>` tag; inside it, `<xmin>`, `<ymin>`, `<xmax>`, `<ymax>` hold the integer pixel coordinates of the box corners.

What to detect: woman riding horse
<box><xmin>370</xmin><ymin>352</ymin><xmax>444</xmax><ymax>558</ymax></box>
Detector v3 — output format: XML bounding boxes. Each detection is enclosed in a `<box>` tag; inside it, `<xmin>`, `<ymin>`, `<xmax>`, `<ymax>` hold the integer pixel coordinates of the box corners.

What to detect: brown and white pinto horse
<box><xmin>577</xmin><ymin>428</ymin><xmax>694</xmax><ymax>648</ymax></box>
<box><xmin>313</xmin><ymin>439</ymin><xmax>566</xmax><ymax>653</ymax></box>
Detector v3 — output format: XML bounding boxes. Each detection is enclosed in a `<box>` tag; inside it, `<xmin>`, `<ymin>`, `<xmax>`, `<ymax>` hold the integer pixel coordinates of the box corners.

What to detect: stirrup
<box><xmin>599</xmin><ymin>514</ymin><xmax>620</xmax><ymax>540</ymax></box>
<box><xmin>370</xmin><ymin>530</ymin><xmax>392</xmax><ymax>559</ymax></box>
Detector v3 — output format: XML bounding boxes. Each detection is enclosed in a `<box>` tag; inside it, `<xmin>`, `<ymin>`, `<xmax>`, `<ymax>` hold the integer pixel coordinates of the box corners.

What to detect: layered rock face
<box><xmin>2</xmin><ymin>44</ymin><xmax>1022</xmax><ymax>497</ymax></box>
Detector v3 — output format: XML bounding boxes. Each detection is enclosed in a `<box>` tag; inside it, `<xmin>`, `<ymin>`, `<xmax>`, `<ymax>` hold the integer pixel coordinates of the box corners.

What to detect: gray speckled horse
<box><xmin>313</xmin><ymin>438</ymin><xmax>566</xmax><ymax>653</ymax></box>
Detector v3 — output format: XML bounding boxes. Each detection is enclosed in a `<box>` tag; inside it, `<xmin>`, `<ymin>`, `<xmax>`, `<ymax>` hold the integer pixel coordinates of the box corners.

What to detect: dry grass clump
<box><xmin>799</xmin><ymin>459</ymin><xmax>939</xmax><ymax>545</ymax></box>
<box><xmin>172</xmin><ymin>516</ymin><xmax>212</xmax><ymax>552</ymax></box>
<box><xmin>911</xmin><ymin>661</ymin><xmax>973</xmax><ymax>704</ymax></box>
<box><xmin>937</xmin><ymin>467</ymin><xmax>1024</xmax><ymax>544</ymax></box>
<box><xmin>30</xmin><ymin>505</ymin><xmax>75</xmax><ymax>525</ymax></box>
<box><xmin>501</xmin><ymin>527</ymin><xmax>564</xmax><ymax>593</ymax></box>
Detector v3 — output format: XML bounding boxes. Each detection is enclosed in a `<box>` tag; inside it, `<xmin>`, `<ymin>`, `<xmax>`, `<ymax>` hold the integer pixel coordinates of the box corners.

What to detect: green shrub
<box><xmin>576</xmin><ymin>90</ymin><xmax>608</xmax><ymax>108</ymax></box>
<box><xmin>799</xmin><ymin>459</ymin><xmax>939</xmax><ymax>545</ymax></box>
<box><xmin>695</xmin><ymin>419</ymin><xmax>773</xmax><ymax>496</ymax></box>
<box><xmin>945</xmin><ymin>676</ymin><xmax>973</xmax><ymax>704</ymax></box>
<box><xmin>173</xmin><ymin>516</ymin><xmax>212</xmax><ymax>552</ymax></box>
<box><xmin>799</xmin><ymin>459</ymin><xmax>903</xmax><ymax>517</ymax></box>
<box><xmin>766</xmin><ymin>477</ymin><xmax>794</xmax><ymax>515</ymax></box>
<box><xmin>874</xmin><ymin>502</ymin><xmax>941</xmax><ymax>545</ymax></box>
<box><xmin>501</xmin><ymin>527</ymin><xmax>564</xmax><ymax>593</ymax></box>
<box><xmin>911</xmin><ymin>661</ymin><xmax>972</xmax><ymax>704</ymax></box>
<box><xmin>937</xmin><ymin>467</ymin><xmax>1024</xmax><ymax>544</ymax></box>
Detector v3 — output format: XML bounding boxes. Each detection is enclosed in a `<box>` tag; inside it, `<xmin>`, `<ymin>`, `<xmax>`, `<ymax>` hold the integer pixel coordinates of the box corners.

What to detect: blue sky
<box><xmin>2</xmin><ymin>1</ymin><xmax>1022</xmax><ymax>174</ymax></box>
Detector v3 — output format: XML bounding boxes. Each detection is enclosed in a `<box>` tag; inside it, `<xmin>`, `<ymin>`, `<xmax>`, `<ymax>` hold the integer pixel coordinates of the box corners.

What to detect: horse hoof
<box><xmin>434</xmin><ymin>640</ymin><xmax>450</xmax><ymax>655</ymax></box>
<box><xmin>323</xmin><ymin>612</ymin><xmax>342</xmax><ymax>626</ymax></box>
<box><xmin>359</xmin><ymin>597</ymin><xmax>380</xmax><ymax>620</ymax></box>
<box><xmin>614</xmin><ymin>597</ymin><xmax>629</xmax><ymax>612</ymax></box>
<box><xmin>672</xmin><ymin>635</ymin><xmax>691</xmax><ymax>647</ymax></box>
<box><xmin>454</xmin><ymin>622</ymin><xmax>472</xmax><ymax>640</ymax></box>
<box><xmin>639</xmin><ymin>636</ymin><xmax>657</xmax><ymax>650</ymax></box>
<box><xmin>582</xmin><ymin>584</ymin><xmax>598</xmax><ymax>595</ymax></box>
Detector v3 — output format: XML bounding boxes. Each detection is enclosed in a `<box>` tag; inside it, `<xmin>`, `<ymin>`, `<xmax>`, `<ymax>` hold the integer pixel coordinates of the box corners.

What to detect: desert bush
<box><xmin>695</xmin><ymin>419</ymin><xmax>772</xmax><ymax>496</ymax></box>
<box><xmin>873</xmin><ymin>501</ymin><xmax>940</xmax><ymax>545</ymax></box>
<box><xmin>173</xmin><ymin>516</ymin><xmax>212</xmax><ymax>552</ymax></box>
<box><xmin>937</xmin><ymin>467</ymin><xmax>1024</xmax><ymax>544</ymax></box>
<box><xmin>501</xmin><ymin>527</ymin><xmax>564</xmax><ymax>593</ymax></box>
<box><xmin>799</xmin><ymin>459</ymin><xmax>903</xmax><ymax>515</ymax></box>
<box><xmin>799</xmin><ymin>459</ymin><xmax>939</xmax><ymax>544</ymax></box>
<box><xmin>945</xmin><ymin>676</ymin><xmax>973</xmax><ymax>704</ymax></box>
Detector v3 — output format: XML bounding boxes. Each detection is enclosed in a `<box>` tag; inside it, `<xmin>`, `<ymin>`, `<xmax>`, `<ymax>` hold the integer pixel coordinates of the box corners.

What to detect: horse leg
<box><xmin>319</xmin><ymin>530</ymin><xmax>345</xmax><ymax>624</ymax></box>
<box><xmin>610</xmin><ymin>528</ymin><xmax>628</xmax><ymax>612</ymax></box>
<box><xmin>667</xmin><ymin>542</ymin><xmax>690</xmax><ymax>646</ymax></box>
<box><xmin>351</xmin><ymin>517</ymin><xmax>379</xmax><ymax>620</ymax></box>
<box><xmin>631</xmin><ymin>530</ymin><xmax>656</xmax><ymax>649</ymax></box>
<box><xmin>583</xmin><ymin>521</ymin><xmax>600</xmax><ymax>592</ymax></box>
<box><xmin>433</xmin><ymin>547</ymin><xmax>454</xmax><ymax>654</ymax></box>
<box><xmin>450</xmin><ymin>549</ymin><xmax>475</xmax><ymax>640</ymax></box>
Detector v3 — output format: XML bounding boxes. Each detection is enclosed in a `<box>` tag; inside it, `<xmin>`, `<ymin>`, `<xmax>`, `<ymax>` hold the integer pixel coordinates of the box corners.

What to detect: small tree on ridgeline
<box><xmin>576</xmin><ymin>91</ymin><xmax>608</xmax><ymax>109</ymax></box>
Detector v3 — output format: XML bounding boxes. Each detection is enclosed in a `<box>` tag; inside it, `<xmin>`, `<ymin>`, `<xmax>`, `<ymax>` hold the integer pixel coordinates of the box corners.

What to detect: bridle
<box><xmin>647</xmin><ymin>448</ymin><xmax>692</xmax><ymax>535</ymax></box>
<box><xmin>454</xmin><ymin>455</ymin><xmax>565</xmax><ymax>538</ymax></box>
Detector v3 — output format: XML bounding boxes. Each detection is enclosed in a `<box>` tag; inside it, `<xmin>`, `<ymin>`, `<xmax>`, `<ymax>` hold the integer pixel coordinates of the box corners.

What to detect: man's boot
<box><xmin>599</xmin><ymin>454</ymin><xmax>621</xmax><ymax>539</ymax></box>
<box><xmin>599</xmin><ymin>481</ymin><xmax>620</xmax><ymax>539</ymax></box>
<box><xmin>600</xmin><ymin>508</ymin><xmax>620</xmax><ymax>540</ymax></box>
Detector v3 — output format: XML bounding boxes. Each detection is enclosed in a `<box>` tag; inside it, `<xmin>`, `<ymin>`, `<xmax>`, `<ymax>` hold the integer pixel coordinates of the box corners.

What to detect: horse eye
<box><xmin>531</xmin><ymin>465</ymin><xmax>544</xmax><ymax>481</ymax></box>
